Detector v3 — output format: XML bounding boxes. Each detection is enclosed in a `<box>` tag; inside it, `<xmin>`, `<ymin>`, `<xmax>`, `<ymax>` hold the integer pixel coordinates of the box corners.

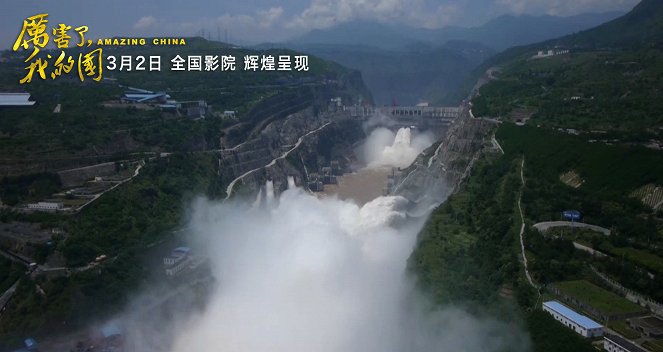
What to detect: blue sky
<box><xmin>2</xmin><ymin>0</ymin><xmax>639</xmax><ymax>48</ymax></box>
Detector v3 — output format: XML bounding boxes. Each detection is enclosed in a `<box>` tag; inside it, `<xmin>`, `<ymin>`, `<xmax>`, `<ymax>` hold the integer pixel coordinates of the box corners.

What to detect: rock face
<box><xmin>391</xmin><ymin>106</ymin><xmax>496</xmax><ymax>213</ymax></box>
<box><xmin>219</xmin><ymin>106</ymin><xmax>367</xmax><ymax>199</ymax></box>
<box><xmin>220</xmin><ymin>104</ymin><xmax>495</xmax><ymax>203</ymax></box>
<box><xmin>58</xmin><ymin>162</ymin><xmax>117</xmax><ymax>188</ymax></box>
<box><xmin>215</xmin><ymin>69</ymin><xmax>374</xmax><ymax>199</ymax></box>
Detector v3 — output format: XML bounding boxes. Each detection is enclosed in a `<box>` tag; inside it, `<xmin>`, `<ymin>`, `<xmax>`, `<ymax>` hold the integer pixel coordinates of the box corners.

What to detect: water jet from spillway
<box><xmin>252</xmin><ymin>188</ymin><xmax>263</xmax><ymax>208</ymax></box>
<box><xmin>265</xmin><ymin>180</ymin><xmax>275</xmax><ymax>204</ymax></box>
<box><xmin>361</xmin><ymin>127</ymin><xmax>434</xmax><ymax>169</ymax></box>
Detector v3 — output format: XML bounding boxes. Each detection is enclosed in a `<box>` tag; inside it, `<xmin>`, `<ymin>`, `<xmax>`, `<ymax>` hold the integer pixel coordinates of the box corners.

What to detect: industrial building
<box><xmin>542</xmin><ymin>301</ymin><xmax>604</xmax><ymax>338</ymax></box>
<box><xmin>178</xmin><ymin>100</ymin><xmax>210</xmax><ymax>119</ymax></box>
<box><xmin>330</xmin><ymin>160</ymin><xmax>342</xmax><ymax>176</ymax></box>
<box><xmin>120</xmin><ymin>87</ymin><xmax>170</xmax><ymax>104</ymax></box>
<box><xmin>100</xmin><ymin>322</ymin><xmax>122</xmax><ymax>340</ymax></box>
<box><xmin>532</xmin><ymin>49</ymin><xmax>570</xmax><ymax>59</ymax></box>
<box><xmin>307</xmin><ymin>173</ymin><xmax>324</xmax><ymax>192</ymax></box>
<box><xmin>562</xmin><ymin>210</ymin><xmax>582</xmax><ymax>221</ymax></box>
<box><xmin>628</xmin><ymin>316</ymin><xmax>663</xmax><ymax>338</ymax></box>
<box><xmin>328</xmin><ymin>97</ymin><xmax>342</xmax><ymax>112</ymax></box>
<box><xmin>27</xmin><ymin>201</ymin><xmax>64</xmax><ymax>212</ymax></box>
<box><xmin>603</xmin><ymin>333</ymin><xmax>646</xmax><ymax>352</ymax></box>
<box><xmin>120</xmin><ymin>87</ymin><xmax>211</xmax><ymax>118</ymax></box>
<box><xmin>321</xmin><ymin>167</ymin><xmax>337</xmax><ymax>185</ymax></box>
<box><xmin>9</xmin><ymin>337</ymin><xmax>38</xmax><ymax>352</ymax></box>
<box><xmin>163</xmin><ymin>247</ymin><xmax>192</xmax><ymax>276</ymax></box>
<box><xmin>163</xmin><ymin>246</ymin><xmax>208</xmax><ymax>278</ymax></box>
<box><xmin>0</xmin><ymin>92</ymin><xmax>36</xmax><ymax>106</ymax></box>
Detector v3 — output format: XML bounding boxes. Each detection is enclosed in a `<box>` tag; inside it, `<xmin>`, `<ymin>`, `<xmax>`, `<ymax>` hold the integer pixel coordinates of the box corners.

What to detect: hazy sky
<box><xmin>2</xmin><ymin>0</ymin><xmax>639</xmax><ymax>48</ymax></box>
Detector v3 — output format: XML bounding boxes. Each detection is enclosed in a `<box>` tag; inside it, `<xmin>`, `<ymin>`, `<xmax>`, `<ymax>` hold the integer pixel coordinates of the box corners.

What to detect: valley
<box><xmin>1</xmin><ymin>1</ymin><xmax>663</xmax><ymax>351</ymax></box>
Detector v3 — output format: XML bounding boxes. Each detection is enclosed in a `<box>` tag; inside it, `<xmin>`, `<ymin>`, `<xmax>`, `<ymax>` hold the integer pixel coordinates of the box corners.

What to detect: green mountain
<box><xmin>287</xmin><ymin>41</ymin><xmax>493</xmax><ymax>106</ymax></box>
<box><xmin>472</xmin><ymin>0</ymin><xmax>663</xmax><ymax>135</ymax></box>
<box><xmin>554</xmin><ymin>0</ymin><xmax>663</xmax><ymax>48</ymax></box>
<box><xmin>278</xmin><ymin>12</ymin><xmax>624</xmax><ymax>106</ymax></box>
<box><xmin>0</xmin><ymin>38</ymin><xmax>366</xmax><ymax>160</ymax></box>
<box><xmin>288</xmin><ymin>12</ymin><xmax>624</xmax><ymax>51</ymax></box>
<box><xmin>484</xmin><ymin>0</ymin><xmax>662</xmax><ymax>66</ymax></box>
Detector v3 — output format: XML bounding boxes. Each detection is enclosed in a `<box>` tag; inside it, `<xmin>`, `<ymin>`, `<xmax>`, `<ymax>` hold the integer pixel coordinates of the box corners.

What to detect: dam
<box><xmin>344</xmin><ymin>104</ymin><xmax>461</xmax><ymax>129</ymax></box>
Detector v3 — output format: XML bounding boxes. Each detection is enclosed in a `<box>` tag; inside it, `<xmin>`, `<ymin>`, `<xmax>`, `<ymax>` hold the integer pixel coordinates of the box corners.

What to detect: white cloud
<box><xmin>133</xmin><ymin>15</ymin><xmax>157</xmax><ymax>30</ymax></box>
<box><xmin>258</xmin><ymin>6</ymin><xmax>285</xmax><ymax>27</ymax></box>
<box><xmin>123</xmin><ymin>0</ymin><xmax>635</xmax><ymax>45</ymax></box>
<box><xmin>153</xmin><ymin>8</ymin><xmax>292</xmax><ymax>43</ymax></box>
<box><xmin>495</xmin><ymin>0</ymin><xmax>638</xmax><ymax>16</ymax></box>
<box><xmin>286</xmin><ymin>0</ymin><xmax>460</xmax><ymax>30</ymax></box>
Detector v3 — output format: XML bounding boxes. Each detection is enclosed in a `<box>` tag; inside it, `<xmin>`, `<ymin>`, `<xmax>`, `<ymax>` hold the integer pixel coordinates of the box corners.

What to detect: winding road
<box><xmin>75</xmin><ymin>163</ymin><xmax>143</xmax><ymax>213</ymax></box>
<box><xmin>517</xmin><ymin>158</ymin><xmax>538</xmax><ymax>290</ymax></box>
<box><xmin>0</xmin><ymin>281</ymin><xmax>20</xmax><ymax>318</ymax></box>
<box><xmin>224</xmin><ymin>122</ymin><xmax>332</xmax><ymax>199</ymax></box>
<box><xmin>532</xmin><ymin>221</ymin><xmax>611</xmax><ymax>236</ymax></box>
<box><xmin>491</xmin><ymin>135</ymin><xmax>504</xmax><ymax>154</ymax></box>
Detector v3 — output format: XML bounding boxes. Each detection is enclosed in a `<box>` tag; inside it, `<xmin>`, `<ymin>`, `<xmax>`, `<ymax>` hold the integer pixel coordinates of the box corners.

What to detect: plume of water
<box><xmin>361</xmin><ymin>127</ymin><xmax>434</xmax><ymax>169</ymax></box>
<box><xmin>265</xmin><ymin>180</ymin><xmax>275</xmax><ymax>204</ymax></box>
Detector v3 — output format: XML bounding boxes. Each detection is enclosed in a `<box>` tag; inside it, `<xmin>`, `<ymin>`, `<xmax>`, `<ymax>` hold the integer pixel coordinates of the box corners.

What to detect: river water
<box><xmin>319</xmin><ymin>167</ymin><xmax>391</xmax><ymax>206</ymax></box>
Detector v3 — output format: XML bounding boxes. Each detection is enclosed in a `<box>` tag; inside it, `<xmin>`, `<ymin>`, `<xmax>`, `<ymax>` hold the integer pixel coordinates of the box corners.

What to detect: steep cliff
<box><xmin>392</xmin><ymin>107</ymin><xmax>496</xmax><ymax>212</ymax></box>
<box><xmin>220</xmin><ymin>108</ymin><xmax>366</xmax><ymax>198</ymax></box>
<box><xmin>219</xmin><ymin>76</ymin><xmax>370</xmax><ymax>199</ymax></box>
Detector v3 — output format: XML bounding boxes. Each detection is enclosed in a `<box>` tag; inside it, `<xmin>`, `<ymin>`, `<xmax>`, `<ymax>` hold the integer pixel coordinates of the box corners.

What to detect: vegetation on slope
<box><xmin>471</xmin><ymin>0</ymin><xmax>663</xmax><ymax>134</ymax></box>
<box><xmin>0</xmin><ymin>153</ymin><xmax>227</xmax><ymax>347</ymax></box>
<box><xmin>0</xmin><ymin>38</ymin><xmax>366</xmax><ymax>159</ymax></box>
<box><xmin>497</xmin><ymin>124</ymin><xmax>663</xmax><ymax>300</ymax></box>
<box><xmin>409</xmin><ymin>147</ymin><xmax>595</xmax><ymax>351</ymax></box>
<box><xmin>472</xmin><ymin>48</ymin><xmax>663</xmax><ymax>134</ymax></box>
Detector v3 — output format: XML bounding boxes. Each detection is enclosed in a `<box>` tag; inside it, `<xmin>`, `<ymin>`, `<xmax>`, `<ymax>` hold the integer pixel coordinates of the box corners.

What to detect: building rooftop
<box><xmin>173</xmin><ymin>246</ymin><xmax>192</xmax><ymax>255</ymax></box>
<box><xmin>543</xmin><ymin>301</ymin><xmax>603</xmax><ymax>330</ymax></box>
<box><xmin>122</xmin><ymin>92</ymin><xmax>170</xmax><ymax>103</ymax></box>
<box><xmin>604</xmin><ymin>334</ymin><xmax>646</xmax><ymax>352</ymax></box>
<box><xmin>629</xmin><ymin>316</ymin><xmax>663</xmax><ymax>335</ymax></box>
<box><xmin>24</xmin><ymin>338</ymin><xmax>37</xmax><ymax>348</ymax></box>
<box><xmin>563</xmin><ymin>210</ymin><xmax>581</xmax><ymax>216</ymax></box>
<box><xmin>101</xmin><ymin>322</ymin><xmax>122</xmax><ymax>338</ymax></box>
<box><xmin>0</xmin><ymin>93</ymin><xmax>36</xmax><ymax>106</ymax></box>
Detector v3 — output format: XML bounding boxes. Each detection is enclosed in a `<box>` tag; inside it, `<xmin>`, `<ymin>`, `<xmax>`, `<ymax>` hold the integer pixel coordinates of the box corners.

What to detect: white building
<box><xmin>27</xmin><ymin>201</ymin><xmax>64</xmax><ymax>211</ymax></box>
<box><xmin>164</xmin><ymin>257</ymin><xmax>188</xmax><ymax>276</ymax></box>
<box><xmin>542</xmin><ymin>301</ymin><xmax>604</xmax><ymax>338</ymax></box>
<box><xmin>330</xmin><ymin>97</ymin><xmax>342</xmax><ymax>106</ymax></box>
<box><xmin>603</xmin><ymin>333</ymin><xmax>646</xmax><ymax>352</ymax></box>
<box><xmin>164</xmin><ymin>247</ymin><xmax>192</xmax><ymax>276</ymax></box>
<box><xmin>0</xmin><ymin>93</ymin><xmax>36</xmax><ymax>106</ymax></box>
<box><xmin>178</xmin><ymin>100</ymin><xmax>209</xmax><ymax>119</ymax></box>
<box><xmin>532</xmin><ymin>49</ymin><xmax>570</xmax><ymax>59</ymax></box>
